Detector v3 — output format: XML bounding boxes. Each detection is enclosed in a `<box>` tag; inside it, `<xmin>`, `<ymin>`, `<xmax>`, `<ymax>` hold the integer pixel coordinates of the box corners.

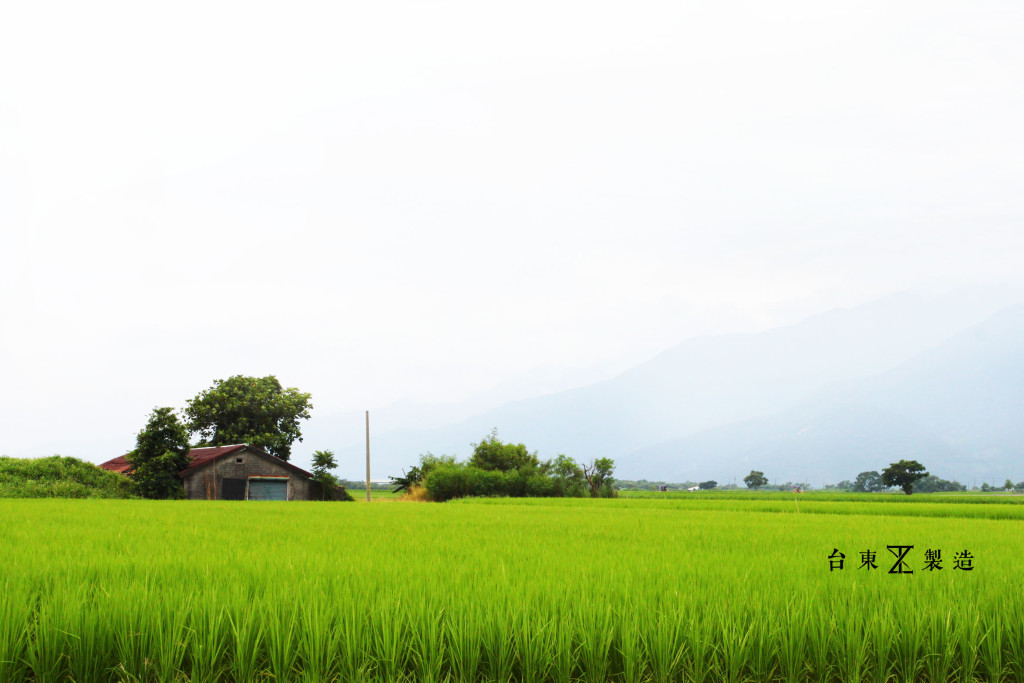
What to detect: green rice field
<box><xmin>1</xmin><ymin>494</ymin><xmax>1021</xmax><ymax>682</ymax></box>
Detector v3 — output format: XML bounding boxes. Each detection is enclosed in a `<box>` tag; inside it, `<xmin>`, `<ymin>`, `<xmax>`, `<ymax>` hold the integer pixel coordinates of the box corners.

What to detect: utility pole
<box><xmin>365</xmin><ymin>410</ymin><xmax>371</xmax><ymax>502</ymax></box>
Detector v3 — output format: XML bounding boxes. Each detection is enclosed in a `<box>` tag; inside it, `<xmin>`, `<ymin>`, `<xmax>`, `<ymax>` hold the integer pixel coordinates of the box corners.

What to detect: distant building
<box><xmin>100</xmin><ymin>444</ymin><xmax>318</xmax><ymax>501</ymax></box>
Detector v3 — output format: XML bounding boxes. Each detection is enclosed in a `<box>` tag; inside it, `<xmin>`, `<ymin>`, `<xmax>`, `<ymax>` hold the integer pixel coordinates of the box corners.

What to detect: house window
<box><xmin>235</xmin><ymin>457</ymin><xmax>244</xmax><ymax>463</ymax></box>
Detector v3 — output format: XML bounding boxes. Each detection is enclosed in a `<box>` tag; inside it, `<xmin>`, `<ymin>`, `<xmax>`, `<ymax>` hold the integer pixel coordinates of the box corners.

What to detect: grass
<box><xmin>0</xmin><ymin>455</ymin><xmax>136</xmax><ymax>498</ymax></box>
<box><xmin>0</xmin><ymin>495</ymin><xmax>1018</xmax><ymax>681</ymax></box>
<box><xmin>363</xmin><ymin>488</ymin><xmax>404</xmax><ymax>501</ymax></box>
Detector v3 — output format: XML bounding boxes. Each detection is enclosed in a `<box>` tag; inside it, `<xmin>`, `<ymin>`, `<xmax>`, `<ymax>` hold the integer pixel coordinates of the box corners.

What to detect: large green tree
<box><xmin>743</xmin><ymin>470</ymin><xmax>768</xmax><ymax>490</ymax></box>
<box><xmin>126</xmin><ymin>407</ymin><xmax>192</xmax><ymax>499</ymax></box>
<box><xmin>882</xmin><ymin>460</ymin><xmax>929</xmax><ymax>495</ymax></box>
<box><xmin>184</xmin><ymin>375</ymin><xmax>312</xmax><ymax>461</ymax></box>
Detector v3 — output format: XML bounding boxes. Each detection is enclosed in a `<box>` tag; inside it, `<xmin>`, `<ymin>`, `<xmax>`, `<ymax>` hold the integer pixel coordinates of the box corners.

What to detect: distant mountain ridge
<box><xmin>625</xmin><ymin>304</ymin><xmax>1024</xmax><ymax>483</ymax></box>
<box><xmin>305</xmin><ymin>290</ymin><xmax>1016</xmax><ymax>481</ymax></box>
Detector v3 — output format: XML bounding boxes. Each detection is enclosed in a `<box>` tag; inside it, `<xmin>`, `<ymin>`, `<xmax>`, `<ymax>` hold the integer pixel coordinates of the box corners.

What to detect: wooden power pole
<box><xmin>365</xmin><ymin>410</ymin><xmax>371</xmax><ymax>502</ymax></box>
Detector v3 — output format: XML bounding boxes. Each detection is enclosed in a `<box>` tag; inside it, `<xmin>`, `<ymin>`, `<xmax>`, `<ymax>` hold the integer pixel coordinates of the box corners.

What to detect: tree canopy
<box><xmin>882</xmin><ymin>460</ymin><xmax>929</xmax><ymax>495</ymax></box>
<box><xmin>743</xmin><ymin>470</ymin><xmax>768</xmax><ymax>489</ymax></box>
<box><xmin>311</xmin><ymin>449</ymin><xmax>338</xmax><ymax>490</ymax></box>
<box><xmin>582</xmin><ymin>457</ymin><xmax>616</xmax><ymax>497</ymax></box>
<box><xmin>184</xmin><ymin>375</ymin><xmax>312</xmax><ymax>461</ymax></box>
<box><xmin>914</xmin><ymin>475</ymin><xmax>966</xmax><ymax>493</ymax></box>
<box><xmin>310</xmin><ymin>449</ymin><xmax>352</xmax><ymax>501</ymax></box>
<box><xmin>126</xmin><ymin>407</ymin><xmax>192</xmax><ymax>499</ymax></box>
<box><xmin>468</xmin><ymin>428</ymin><xmax>540</xmax><ymax>473</ymax></box>
<box><xmin>852</xmin><ymin>470</ymin><xmax>885</xmax><ymax>493</ymax></box>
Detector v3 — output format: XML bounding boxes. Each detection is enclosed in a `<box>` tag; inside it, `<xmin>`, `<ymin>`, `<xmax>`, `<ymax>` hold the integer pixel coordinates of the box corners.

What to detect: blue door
<box><xmin>248</xmin><ymin>479</ymin><xmax>288</xmax><ymax>501</ymax></box>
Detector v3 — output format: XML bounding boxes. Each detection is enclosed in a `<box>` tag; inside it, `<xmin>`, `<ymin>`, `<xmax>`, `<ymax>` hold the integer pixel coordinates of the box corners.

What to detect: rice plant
<box><xmin>0</xmin><ymin>496</ymin><xmax>1020</xmax><ymax>682</ymax></box>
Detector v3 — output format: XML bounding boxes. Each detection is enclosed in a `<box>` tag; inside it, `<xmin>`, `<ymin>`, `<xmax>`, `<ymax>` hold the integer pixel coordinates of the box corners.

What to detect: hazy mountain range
<box><xmin>309</xmin><ymin>289</ymin><xmax>1024</xmax><ymax>484</ymax></box>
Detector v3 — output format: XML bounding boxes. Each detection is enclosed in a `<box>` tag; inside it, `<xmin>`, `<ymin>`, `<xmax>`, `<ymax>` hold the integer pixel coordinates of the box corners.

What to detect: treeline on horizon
<box><xmin>2</xmin><ymin>452</ymin><xmax>1020</xmax><ymax>501</ymax></box>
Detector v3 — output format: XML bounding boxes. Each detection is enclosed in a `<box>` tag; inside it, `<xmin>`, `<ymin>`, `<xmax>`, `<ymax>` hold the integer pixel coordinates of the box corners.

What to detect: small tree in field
<box><xmin>310</xmin><ymin>449</ymin><xmax>352</xmax><ymax>501</ymax></box>
<box><xmin>743</xmin><ymin>470</ymin><xmax>768</xmax><ymax>489</ymax></box>
<box><xmin>311</xmin><ymin>449</ymin><xmax>338</xmax><ymax>486</ymax></box>
<box><xmin>127</xmin><ymin>407</ymin><xmax>191</xmax><ymax>499</ymax></box>
<box><xmin>581</xmin><ymin>457</ymin><xmax>616</xmax><ymax>497</ymax></box>
<box><xmin>882</xmin><ymin>460</ymin><xmax>928</xmax><ymax>495</ymax></box>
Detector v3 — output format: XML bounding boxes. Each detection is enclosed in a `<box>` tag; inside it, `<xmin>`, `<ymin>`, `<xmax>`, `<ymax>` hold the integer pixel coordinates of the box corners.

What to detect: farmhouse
<box><xmin>99</xmin><ymin>444</ymin><xmax>317</xmax><ymax>501</ymax></box>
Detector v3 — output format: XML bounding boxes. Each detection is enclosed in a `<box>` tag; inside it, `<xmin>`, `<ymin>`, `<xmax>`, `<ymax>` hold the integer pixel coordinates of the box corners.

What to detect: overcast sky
<box><xmin>2</xmin><ymin>1</ymin><xmax>1023</xmax><ymax>464</ymax></box>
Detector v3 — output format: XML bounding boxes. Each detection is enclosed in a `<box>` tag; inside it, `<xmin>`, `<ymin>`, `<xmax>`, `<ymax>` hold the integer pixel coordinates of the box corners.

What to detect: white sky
<box><xmin>2</xmin><ymin>1</ymin><xmax>1023</xmax><ymax>461</ymax></box>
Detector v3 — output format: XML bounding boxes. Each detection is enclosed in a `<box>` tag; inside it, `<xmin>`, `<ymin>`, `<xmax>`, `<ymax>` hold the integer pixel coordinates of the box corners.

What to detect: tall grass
<box><xmin>0</xmin><ymin>497</ymin><xmax>1020</xmax><ymax>681</ymax></box>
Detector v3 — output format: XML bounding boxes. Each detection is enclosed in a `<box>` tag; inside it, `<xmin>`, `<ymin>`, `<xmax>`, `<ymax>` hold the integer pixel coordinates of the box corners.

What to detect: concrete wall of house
<box><xmin>182</xmin><ymin>448</ymin><xmax>313</xmax><ymax>501</ymax></box>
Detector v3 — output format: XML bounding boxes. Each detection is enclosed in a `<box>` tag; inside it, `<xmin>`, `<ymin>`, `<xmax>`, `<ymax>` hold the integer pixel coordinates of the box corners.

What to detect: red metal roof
<box><xmin>99</xmin><ymin>454</ymin><xmax>133</xmax><ymax>474</ymax></box>
<box><xmin>179</xmin><ymin>445</ymin><xmax>249</xmax><ymax>474</ymax></box>
<box><xmin>98</xmin><ymin>444</ymin><xmax>313</xmax><ymax>480</ymax></box>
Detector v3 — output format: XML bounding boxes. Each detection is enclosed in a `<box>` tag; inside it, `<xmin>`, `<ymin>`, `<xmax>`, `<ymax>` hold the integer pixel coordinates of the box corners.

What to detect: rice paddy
<box><xmin>1</xmin><ymin>494</ymin><xmax>1021</xmax><ymax>681</ymax></box>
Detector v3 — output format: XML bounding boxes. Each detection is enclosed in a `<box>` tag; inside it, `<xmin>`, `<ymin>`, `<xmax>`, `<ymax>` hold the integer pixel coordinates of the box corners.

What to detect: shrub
<box><xmin>401</xmin><ymin>484</ymin><xmax>430</xmax><ymax>502</ymax></box>
<box><xmin>423</xmin><ymin>465</ymin><xmax>582</xmax><ymax>502</ymax></box>
<box><xmin>0</xmin><ymin>456</ymin><xmax>137</xmax><ymax>498</ymax></box>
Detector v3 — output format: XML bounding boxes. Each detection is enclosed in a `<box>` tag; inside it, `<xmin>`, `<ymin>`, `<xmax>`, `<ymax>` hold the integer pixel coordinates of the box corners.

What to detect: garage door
<box><xmin>247</xmin><ymin>478</ymin><xmax>288</xmax><ymax>501</ymax></box>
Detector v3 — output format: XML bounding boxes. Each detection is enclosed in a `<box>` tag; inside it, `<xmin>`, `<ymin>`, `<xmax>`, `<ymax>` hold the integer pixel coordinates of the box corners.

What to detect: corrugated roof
<box><xmin>99</xmin><ymin>454</ymin><xmax>133</xmax><ymax>474</ymax></box>
<box><xmin>179</xmin><ymin>445</ymin><xmax>249</xmax><ymax>474</ymax></box>
<box><xmin>98</xmin><ymin>444</ymin><xmax>313</xmax><ymax>480</ymax></box>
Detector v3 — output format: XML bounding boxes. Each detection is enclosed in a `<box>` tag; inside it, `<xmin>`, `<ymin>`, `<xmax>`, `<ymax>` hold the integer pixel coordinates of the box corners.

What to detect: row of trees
<box><xmin>392</xmin><ymin>429</ymin><xmax>616</xmax><ymax>502</ymax></box>
<box><xmin>741</xmin><ymin>461</ymin><xmax>936</xmax><ymax>495</ymax></box>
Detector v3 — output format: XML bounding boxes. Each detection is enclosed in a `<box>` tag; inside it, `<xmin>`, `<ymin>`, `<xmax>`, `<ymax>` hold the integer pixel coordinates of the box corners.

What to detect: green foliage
<box><xmin>699</xmin><ymin>480</ymin><xmax>718</xmax><ymax>490</ymax></box>
<box><xmin>311</xmin><ymin>449</ymin><xmax>337</xmax><ymax>474</ymax></box>
<box><xmin>126</xmin><ymin>407</ymin><xmax>191</xmax><ymax>499</ymax></box>
<box><xmin>390</xmin><ymin>453</ymin><xmax>457</xmax><ymax>493</ymax></box>
<box><xmin>309</xmin><ymin>449</ymin><xmax>353</xmax><ymax>501</ymax></box>
<box><xmin>914</xmin><ymin>475</ymin><xmax>967</xmax><ymax>493</ymax></box>
<box><xmin>851</xmin><ymin>470</ymin><xmax>885</xmax><ymax>493</ymax></box>
<box><xmin>397</xmin><ymin>434</ymin><xmax>614</xmax><ymax>501</ymax></box>
<box><xmin>424</xmin><ymin>465</ymin><xmax>505</xmax><ymax>502</ymax></box>
<box><xmin>0</xmin><ymin>456</ymin><xmax>137</xmax><ymax>498</ymax></box>
<box><xmin>882</xmin><ymin>459</ymin><xmax>929</xmax><ymax>495</ymax></box>
<box><xmin>743</xmin><ymin>470</ymin><xmax>768</xmax><ymax>489</ymax></box>
<box><xmin>550</xmin><ymin>454</ymin><xmax>586</xmax><ymax>497</ymax></box>
<box><xmin>185</xmin><ymin>375</ymin><xmax>312</xmax><ymax>461</ymax></box>
<box><xmin>390</xmin><ymin>466</ymin><xmax>421</xmax><ymax>495</ymax></box>
<box><xmin>423</xmin><ymin>464</ymin><xmax>572</xmax><ymax>502</ymax></box>
<box><xmin>582</xmin><ymin>457</ymin><xmax>616</xmax><ymax>498</ymax></box>
<box><xmin>468</xmin><ymin>428</ymin><xmax>540</xmax><ymax>473</ymax></box>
